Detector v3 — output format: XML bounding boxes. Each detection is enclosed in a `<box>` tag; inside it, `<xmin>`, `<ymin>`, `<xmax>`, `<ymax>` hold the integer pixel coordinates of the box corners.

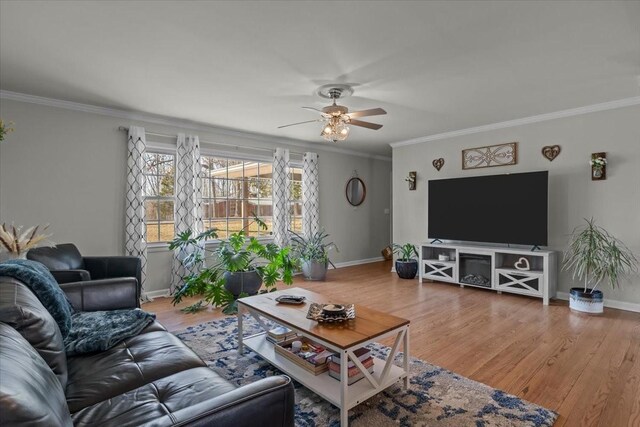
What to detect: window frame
<box><xmin>142</xmin><ymin>146</ymin><xmax>177</xmax><ymax>246</ymax></box>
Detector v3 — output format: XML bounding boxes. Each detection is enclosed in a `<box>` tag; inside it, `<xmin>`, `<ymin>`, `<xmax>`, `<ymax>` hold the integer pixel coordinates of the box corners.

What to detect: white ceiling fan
<box><xmin>278</xmin><ymin>84</ymin><xmax>387</xmax><ymax>142</ymax></box>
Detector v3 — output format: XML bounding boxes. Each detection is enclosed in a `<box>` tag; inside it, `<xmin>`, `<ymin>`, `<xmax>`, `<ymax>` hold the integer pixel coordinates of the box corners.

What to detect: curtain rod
<box><xmin>117</xmin><ymin>126</ymin><xmax>305</xmax><ymax>156</ymax></box>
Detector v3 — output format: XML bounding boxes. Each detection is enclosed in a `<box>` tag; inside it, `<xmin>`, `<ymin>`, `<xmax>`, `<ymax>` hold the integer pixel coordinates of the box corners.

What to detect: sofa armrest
<box><xmin>172</xmin><ymin>375</ymin><xmax>295</xmax><ymax>427</ymax></box>
<box><xmin>60</xmin><ymin>278</ymin><xmax>139</xmax><ymax>311</ymax></box>
<box><xmin>83</xmin><ymin>256</ymin><xmax>141</xmax><ymax>301</ymax></box>
<box><xmin>50</xmin><ymin>269</ymin><xmax>91</xmax><ymax>284</ymax></box>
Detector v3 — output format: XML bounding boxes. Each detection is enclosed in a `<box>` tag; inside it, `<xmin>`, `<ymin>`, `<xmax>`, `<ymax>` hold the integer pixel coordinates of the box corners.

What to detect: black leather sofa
<box><xmin>0</xmin><ymin>273</ymin><xmax>295</xmax><ymax>426</ymax></box>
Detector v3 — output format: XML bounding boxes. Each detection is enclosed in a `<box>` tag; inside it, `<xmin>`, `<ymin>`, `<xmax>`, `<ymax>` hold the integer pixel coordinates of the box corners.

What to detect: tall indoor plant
<box><xmin>563</xmin><ymin>218</ymin><xmax>637</xmax><ymax>313</ymax></box>
<box><xmin>169</xmin><ymin>217</ymin><xmax>295</xmax><ymax>314</ymax></box>
<box><xmin>290</xmin><ymin>229</ymin><xmax>338</xmax><ymax>281</ymax></box>
<box><xmin>393</xmin><ymin>243</ymin><xmax>419</xmax><ymax>279</ymax></box>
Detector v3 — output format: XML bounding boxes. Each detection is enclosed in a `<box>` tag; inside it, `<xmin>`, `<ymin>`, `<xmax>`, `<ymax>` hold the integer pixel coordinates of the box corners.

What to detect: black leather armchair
<box><xmin>27</xmin><ymin>243</ymin><xmax>141</xmax><ymax>307</ymax></box>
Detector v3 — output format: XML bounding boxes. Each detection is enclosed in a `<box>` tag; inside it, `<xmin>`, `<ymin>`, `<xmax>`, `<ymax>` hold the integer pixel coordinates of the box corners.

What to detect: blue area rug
<box><xmin>175</xmin><ymin>316</ymin><xmax>557</xmax><ymax>427</ymax></box>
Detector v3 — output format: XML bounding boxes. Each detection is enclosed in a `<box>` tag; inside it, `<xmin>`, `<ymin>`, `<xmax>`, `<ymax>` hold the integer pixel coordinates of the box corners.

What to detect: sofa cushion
<box><xmin>0</xmin><ymin>277</ymin><xmax>68</xmax><ymax>389</ymax></box>
<box><xmin>27</xmin><ymin>243</ymin><xmax>85</xmax><ymax>271</ymax></box>
<box><xmin>66</xmin><ymin>328</ymin><xmax>206</xmax><ymax>413</ymax></box>
<box><xmin>0</xmin><ymin>322</ymin><xmax>73</xmax><ymax>427</ymax></box>
<box><xmin>70</xmin><ymin>367</ymin><xmax>236</xmax><ymax>427</ymax></box>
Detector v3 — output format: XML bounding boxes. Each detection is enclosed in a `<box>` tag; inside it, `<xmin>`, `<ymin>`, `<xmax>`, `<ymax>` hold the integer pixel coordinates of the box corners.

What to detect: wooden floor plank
<box><xmin>143</xmin><ymin>261</ymin><xmax>640</xmax><ymax>425</ymax></box>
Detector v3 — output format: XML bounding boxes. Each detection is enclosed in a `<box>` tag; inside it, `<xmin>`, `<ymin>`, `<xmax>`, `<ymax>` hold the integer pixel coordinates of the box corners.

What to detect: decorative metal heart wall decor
<box><xmin>432</xmin><ymin>158</ymin><xmax>445</xmax><ymax>171</ymax></box>
<box><xmin>542</xmin><ymin>145</ymin><xmax>561</xmax><ymax>161</ymax></box>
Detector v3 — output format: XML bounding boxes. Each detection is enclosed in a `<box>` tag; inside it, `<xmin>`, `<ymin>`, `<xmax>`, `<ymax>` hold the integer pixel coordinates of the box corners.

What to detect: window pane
<box><xmin>227</xmin><ymin>199</ymin><xmax>243</xmax><ymax>218</ymax></box>
<box><xmin>258</xmin><ymin>217</ymin><xmax>273</xmax><ymax>237</ymax></box>
<box><xmin>258</xmin><ymin>163</ymin><xmax>273</xmax><ymax>178</ymax></box>
<box><xmin>146</xmin><ymin>223</ymin><xmax>160</xmax><ymax>243</ymax></box>
<box><xmin>289</xmin><ymin>202</ymin><xmax>302</xmax><ymax>216</ymax></box>
<box><xmin>144</xmin><ymin>153</ymin><xmax>158</xmax><ymax>174</ymax></box>
<box><xmin>144</xmin><ymin>175</ymin><xmax>160</xmax><ymax>197</ymax></box>
<box><xmin>227</xmin><ymin>160</ymin><xmax>243</xmax><ymax>179</ymax></box>
<box><xmin>158</xmin><ymin>173</ymin><xmax>174</xmax><ymax>196</ymax></box>
<box><xmin>157</xmin><ymin>154</ymin><xmax>174</xmax><ymax>175</ymax></box>
<box><xmin>145</xmin><ymin>200</ymin><xmax>159</xmax><ymax>221</ymax></box>
<box><xmin>203</xmin><ymin>157</ymin><xmax>228</xmax><ymax>178</ymax></box>
<box><xmin>159</xmin><ymin>222</ymin><xmax>174</xmax><ymax>242</ymax></box>
<box><xmin>211</xmin><ymin>178</ymin><xmax>228</xmax><ymax>197</ymax></box>
<box><xmin>255</xmin><ymin>203</ymin><xmax>272</xmax><ymax>217</ymax></box>
<box><xmin>244</xmin><ymin>162</ymin><xmax>260</xmax><ymax>179</ymax></box>
<box><xmin>209</xmin><ymin>220</ymin><xmax>228</xmax><ymax>239</ymax></box>
<box><xmin>290</xmin><ymin>167</ymin><xmax>302</xmax><ymax>181</ymax></box>
<box><xmin>228</xmin><ymin>180</ymin><xmax>243</xmax><ymax>198</ymax></box>
<box><xmin>290</xmin><ymin>181</ymin><xmax>302</xmax><ymax>201</ymax></box>
<box><xmin>228</xmin><ymin>218</ymin><xmax>244</xmax><ymax>235</ymax></box>
<box><xmin>159</xmin><ymin>201</ymin><xmax>174</xmax><ymax>221</ymax></box>
<box><xmin>290</xmin><ymin>217</ymin><xmax>303</xmax><ymax>233</ymax></box>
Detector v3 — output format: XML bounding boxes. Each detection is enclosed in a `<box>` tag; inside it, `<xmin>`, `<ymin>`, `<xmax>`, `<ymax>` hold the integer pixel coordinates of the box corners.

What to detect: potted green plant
<box><xmin>290</xmin><ymin>229</ymin><xmax>338</xmax><ymax>281</ymax></box>
<box><xmin>563</xmin><ymin>218</ymin><xmax>637</xmax><ymax>313</ymax></box>
<box><xmin>392</xmin><ymin>243</ymin><xmax>419</xmax><ymax>279</ymax></box>
<box><xmin>169</xmin><ymin>217</ymin><xmax>295</xmax><ymax>314</ymax></box>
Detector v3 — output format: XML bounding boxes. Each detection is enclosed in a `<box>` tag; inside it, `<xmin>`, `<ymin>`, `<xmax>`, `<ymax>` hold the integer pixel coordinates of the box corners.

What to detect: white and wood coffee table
<box><xmin>237</xmin><ymin>288</ymin><xmax>410</xmax><ymax>426</ymax></box>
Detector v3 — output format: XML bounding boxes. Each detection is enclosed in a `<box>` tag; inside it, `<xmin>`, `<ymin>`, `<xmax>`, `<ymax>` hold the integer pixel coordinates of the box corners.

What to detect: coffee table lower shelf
<box><xmin>243</xmin><ymin>333</ymin><xmax>407</xmax><ymax>410</ymax></box>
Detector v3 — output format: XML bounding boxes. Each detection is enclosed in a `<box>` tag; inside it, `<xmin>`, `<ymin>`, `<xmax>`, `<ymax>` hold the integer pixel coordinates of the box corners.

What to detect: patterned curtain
<box><xmin>125</xmin><ymin>126</ymin><xmax>148</xmax><ymax>296</ymax></box>
<box><xmin>171</xmin><ymin>134</ymin><xmax>203</xmax><ymax>292</ymax></box>
<box><xmin>302</xmin><ymin>152</ymin><xmax>320</xmax><ymax>237</ymax></box>
<box><xmin>272</xmin><ymin>148</ymin><xmax>290</xmax><ymax>247</ymax></box>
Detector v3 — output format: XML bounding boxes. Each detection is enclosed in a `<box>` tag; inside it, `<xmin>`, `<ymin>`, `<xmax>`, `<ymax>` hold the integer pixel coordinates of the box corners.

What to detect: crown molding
<box><xmin>0</xmin><ymin>90</ymin><xmax>391</xmax><ymax>162</ymax></box>
<box><xmin>390</xmin><ymin>96</ymin><xmax>640</xmax><ymax>148</ymax></box>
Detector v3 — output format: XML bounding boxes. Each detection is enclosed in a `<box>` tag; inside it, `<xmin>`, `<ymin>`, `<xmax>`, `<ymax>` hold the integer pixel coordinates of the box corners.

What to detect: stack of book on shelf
<box><xmin>266</xmin><ymin>326</ymin><xmax>297</xmax><ymax>344</ymax></box>
<box><xmin>328</xmin><ymin>347</ymin><xmax>374</xmax><ymax>385</ymax></box>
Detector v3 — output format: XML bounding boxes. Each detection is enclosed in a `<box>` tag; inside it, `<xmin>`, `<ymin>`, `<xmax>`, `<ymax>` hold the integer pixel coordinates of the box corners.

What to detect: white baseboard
<box><xmin>333</xmin><ymin>257</ymin><xmax>386</xmax><ymax>269</ymax></box>
<box><xmin>556</xmin><ymin>292</ymin><xmax>640</xmax><ymax>313</ymax></box>
<box><xmin>143</xmin><ymin>289</ymin><xmax>170</xmax><ymax>300</ymax></box>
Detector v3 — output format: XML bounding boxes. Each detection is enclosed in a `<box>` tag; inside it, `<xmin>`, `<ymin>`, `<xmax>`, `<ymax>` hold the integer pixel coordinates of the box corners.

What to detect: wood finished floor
<box><xmin>143</xmin><ymin>261</ymin><xmax>640</xmax><ymax>427</ymax></box>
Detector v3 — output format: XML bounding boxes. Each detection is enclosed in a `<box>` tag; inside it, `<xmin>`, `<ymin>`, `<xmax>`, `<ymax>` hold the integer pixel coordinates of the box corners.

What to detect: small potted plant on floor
<box><xmin>563</xmin><ymin>218</ymin><xmax>637</xmax><ymax>313</ymax></box>
<box><xmin>170</xmin><ymin>216</ymin><xmax>295</xmax><ymax>314</ymax></box>
<box><xmin>392</xmin><ymin>243</ymin><xmax>419</xmax><ymax>279</ymax></box>
<box><xmin>290</xmin><ymin>229</ymin><xmax>338</xmax><ymax>281</ymax></box>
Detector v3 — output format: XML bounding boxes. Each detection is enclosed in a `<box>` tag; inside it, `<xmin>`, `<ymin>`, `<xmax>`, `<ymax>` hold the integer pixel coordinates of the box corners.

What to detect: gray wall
<box><xmin>392</xmin><ymin>105</ymin><xmax>640</xmax><ymax>305</ymax></box>
<box><xmin>0</xmin><ymin>98</ymin><xmax>391</xmax><ymax>293</ymax></box>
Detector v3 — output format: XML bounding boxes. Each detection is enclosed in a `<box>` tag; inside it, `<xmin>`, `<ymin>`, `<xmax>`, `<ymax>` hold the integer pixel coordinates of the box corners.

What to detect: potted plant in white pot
<box><xmin>290</xmin><ymin>229</ymin><xmax>338</xmax><ymax>281</ymax></box>
<box><xmin>392</xmin><ymin>243</ymin><xmax>419</xmax><ymax>279</ymax></box>
<box><xmin>563</xmin><ymin>218</ymin><xmax>637</xmax><ymax>313</ymax></box>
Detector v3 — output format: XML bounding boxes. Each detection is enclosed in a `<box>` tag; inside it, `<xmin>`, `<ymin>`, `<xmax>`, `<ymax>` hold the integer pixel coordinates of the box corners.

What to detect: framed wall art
<box><xmin>462</xmin><ymin>142</ymin><xmax>518</xmax><ymax>170</ymax></box>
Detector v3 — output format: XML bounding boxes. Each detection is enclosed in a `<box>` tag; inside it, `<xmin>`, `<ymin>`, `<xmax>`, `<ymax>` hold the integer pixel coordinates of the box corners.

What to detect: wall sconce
<box><xmin>405</xmin><ymin>171</ymin><xmax>417</xmax><ymax>190</ymax></box>
<box><xmin>590</xmin><ymin>152</ymin><xmax>607</xmax><ymax>181</ymax></box>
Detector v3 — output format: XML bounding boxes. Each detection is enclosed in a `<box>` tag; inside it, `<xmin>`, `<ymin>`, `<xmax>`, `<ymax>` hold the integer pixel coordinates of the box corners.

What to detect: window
<box><xmin>143</xmin><ymin>152</ymin><xmax>176</xmax><ymax>243</ymax></box>
<box><xmin>142</xmin><ymin>152</ymin><xmax>302</xmax><ymax>243</ymax></box>
<box><xmin>289</xmin><ymin>166</ymin><xmax>303</xmax><ymax>234</ymax></box>
<box><xmin>201</xmin><ymin>156</ymin><xmax>273</xmax><ymax>239</ymax></box>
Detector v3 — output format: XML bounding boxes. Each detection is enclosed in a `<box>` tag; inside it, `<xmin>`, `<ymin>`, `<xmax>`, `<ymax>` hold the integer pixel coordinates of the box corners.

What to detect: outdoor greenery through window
<box><xmin>143</xmin><ymin>152</ymin><xmax>176</xmax><ymax>243</ymax></box>
<box><xmin>143</xmin><ymin>152</ymin><xmax>303</xmax><ymax>243</ymax></box>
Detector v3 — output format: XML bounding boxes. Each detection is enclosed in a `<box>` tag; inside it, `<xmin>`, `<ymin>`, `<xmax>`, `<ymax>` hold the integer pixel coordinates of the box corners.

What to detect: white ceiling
<box><xmin>1</xmin><ymin>1</ymin><xmax>639</xmax><ymax>156</ymax></box>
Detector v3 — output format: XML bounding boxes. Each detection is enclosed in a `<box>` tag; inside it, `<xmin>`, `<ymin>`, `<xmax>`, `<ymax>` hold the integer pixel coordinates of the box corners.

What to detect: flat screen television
<box><xmin>428</xmin><ymin>171</ymin><xmax>548</xmax><ymax>246</ymax></box>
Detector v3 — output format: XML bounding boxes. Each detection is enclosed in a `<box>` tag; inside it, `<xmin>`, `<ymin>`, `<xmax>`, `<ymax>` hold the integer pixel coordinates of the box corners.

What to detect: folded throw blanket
<box><xmin>0</xmin><ymin>259</ymin><xmax>155</xmax><ymax>355</ymax></box>
<box><xmin>65</xmin><ymin>309</ymin><xmax>155</xmax><ymax>356</ymax></box>
<box><xmin>0</xmin><ymin>259</ymin><xmax>74</xmax><ymax>337</ymax></box>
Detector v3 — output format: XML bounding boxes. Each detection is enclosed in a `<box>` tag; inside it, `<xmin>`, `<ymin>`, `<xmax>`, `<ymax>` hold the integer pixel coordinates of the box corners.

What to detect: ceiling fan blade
<box><xmin>349</xmin><ymin>119</ymin><xmax>383</xmax><ymax>130</ymax></box>
<box><xmin>277</xmin><ymin>119</ymin><xmax>322</xmax><ymax>129</ymax></box>
<box><xmin>302</xmin><ymin>106</ymin><xmax>324</xmax><ymax>113</ymax></box>
<box><xmin>346</xmin><ymin>108</ymin><xmax>387</xmax><ymax>119</ymax></box>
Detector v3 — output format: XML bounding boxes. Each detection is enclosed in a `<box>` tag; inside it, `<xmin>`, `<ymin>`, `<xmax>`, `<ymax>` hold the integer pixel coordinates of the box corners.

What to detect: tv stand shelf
<box><xmin>419</xmin><ymin>243</ymin><xmax>557</xmax><ymax>305</ymax></box>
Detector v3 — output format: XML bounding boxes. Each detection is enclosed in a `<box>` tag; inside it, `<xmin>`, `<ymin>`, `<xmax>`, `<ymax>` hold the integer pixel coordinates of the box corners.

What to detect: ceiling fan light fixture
<box><xmin>321</xmin><ymin>120</ymin><xmax>349</xmax><ymax>142</ymax></box>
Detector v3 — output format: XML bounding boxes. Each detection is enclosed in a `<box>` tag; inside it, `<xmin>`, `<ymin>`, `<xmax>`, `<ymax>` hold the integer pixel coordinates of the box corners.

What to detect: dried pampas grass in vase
<box><xmin>0</xmin><ymin>223</ymin><xmax>53</xmax><ymax>261</ymax></box>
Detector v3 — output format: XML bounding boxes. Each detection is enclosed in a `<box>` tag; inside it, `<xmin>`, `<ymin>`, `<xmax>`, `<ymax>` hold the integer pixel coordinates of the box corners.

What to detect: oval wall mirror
<box><xmin>346</xmin><ymin>177</ymin><xmax>366</xmax><ymax>206</ymax></box>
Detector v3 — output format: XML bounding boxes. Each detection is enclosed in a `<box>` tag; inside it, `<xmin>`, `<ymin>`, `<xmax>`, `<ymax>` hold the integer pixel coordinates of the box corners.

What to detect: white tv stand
<box><xmin>419</xmin><ymin>242</ymin><xmax>557</xmax><ymax>305</ymax></box>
